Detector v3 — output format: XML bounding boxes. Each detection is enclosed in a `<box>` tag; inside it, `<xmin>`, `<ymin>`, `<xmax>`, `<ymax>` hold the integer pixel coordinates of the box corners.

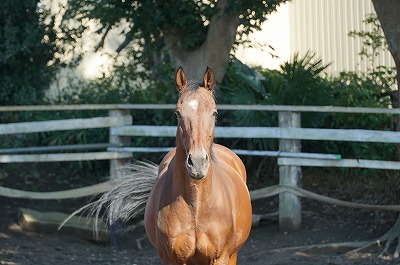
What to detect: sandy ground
<box><xmin>1</xmin><ymin>195</ymin><xmax>400</xmax><ymax>265</ymax></box>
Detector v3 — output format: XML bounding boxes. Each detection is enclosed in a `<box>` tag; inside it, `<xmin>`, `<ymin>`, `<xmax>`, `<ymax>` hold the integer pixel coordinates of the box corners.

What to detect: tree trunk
<box><xmin>372</xmin><ymin>1</ymin><xmax>400</xmax><ymax>257</ymax></box>
<box><xmin>371</xmin><ymin>0</ymin><xmax>400</xmax><ymax>158</ymax></box>
<box><xmin>163</xmin><ymin>0</ymin><xmax>240</xmax><ymax>83</ymax></box>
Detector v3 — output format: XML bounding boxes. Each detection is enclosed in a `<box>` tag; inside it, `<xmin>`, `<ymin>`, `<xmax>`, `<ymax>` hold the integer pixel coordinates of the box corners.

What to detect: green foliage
<box><xmin>321</xmin><ymin>70</ymin><xmax>396</xmax><ymax>161</ymax></box>
<box><xmin>0</xmin><ymin>0</ymin><xmax>59</xmax><ymax>105</ymax></box>
<box><xmin>221</xmin><ymin>52</ymin><xmax>332</xmax><ymax>127</ymax></box>
<box><xmin>217</xmin><ymin>52</ymin><xmax>332</xmax><ymax>156</ymax></box>
<box><xmin>277</xmin><ymin>52</ymin><xmax>332</xmax><ymax>106</ymax></box>
<box><xmin>347</xmin><ymin>12</ymin><xmax>397</xmax><ymax>107</ymax></box>
<box><xmin>320</xmin><ymin>13</ymin><xmax>398</xmax><ymax>161</ymax></box>
<box><xmin>348</xmin><ymin>13</ymin><xmax>388</xmax><ymax>69</ymax></box>
<box><xmin>331</xmin><ymin>70</ymin><xmax>395</xmax><ymax>109</ymax></box>
<box><xmin>42</xmin><ymin>61</ymin><xmax>178</xmax><ymax>163</ymax></box>
<box><xmin>59</xmin><ymin>0</ymin><xmax>289</xmax><ymax>71</ymax></box>
<box><xmin>217</xmin><ymin>61</ymin><xmax>278</xmax><ymax>152</ymax></box>
<box><xmin>219</xmin><ymin>45</ymin><xmax>396</xmax><ymax>167</ymax></box>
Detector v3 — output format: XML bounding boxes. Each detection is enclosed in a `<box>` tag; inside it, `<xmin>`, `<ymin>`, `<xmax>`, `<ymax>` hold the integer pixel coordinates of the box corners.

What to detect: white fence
<box><xmin>1</xmin><ymin>104</ymin><xmax>400</xmax><ymax>231</ymax></box>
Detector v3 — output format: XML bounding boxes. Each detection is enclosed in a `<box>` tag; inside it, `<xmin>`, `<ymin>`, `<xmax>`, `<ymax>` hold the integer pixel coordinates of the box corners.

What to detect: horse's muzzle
<box><xmin>186</xmin><ymin>149</ymin><xmax>209</xmax><ymax>180</ymax></box>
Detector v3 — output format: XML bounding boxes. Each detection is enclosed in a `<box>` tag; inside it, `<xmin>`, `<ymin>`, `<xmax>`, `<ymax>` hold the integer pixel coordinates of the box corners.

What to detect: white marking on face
<box><xmin>187</xmin><ymin>99</ymin><xmax>199</xmax><ymax>111</ymax></box>
<box><xmin>201</xmin><ymin>147</ymin><xmax>207</xmax><ymax>158</ymax></box>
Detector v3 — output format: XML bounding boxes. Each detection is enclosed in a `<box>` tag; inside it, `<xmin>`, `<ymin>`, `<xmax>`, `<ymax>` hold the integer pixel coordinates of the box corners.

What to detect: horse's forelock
<box><xmin>179</xmin><ymin>80</ymin><xmax>215</xmax><ymax>100</ymax></box>
<box><xmin>185</xmin><ymin>80</ymin><xmax>200</xmax><ymax>93</ymax></box>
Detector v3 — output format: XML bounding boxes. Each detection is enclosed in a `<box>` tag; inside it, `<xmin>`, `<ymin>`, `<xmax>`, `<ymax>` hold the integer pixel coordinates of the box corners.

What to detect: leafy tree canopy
<box><xmin>59</xmin><ymin>0</ymin><xmax>289</xmax><ymax>80</ymax></box>
<box><xmin>0</xmin><ymin>0</ymin><xmax>58</xmax><ymax>105</ymax></box>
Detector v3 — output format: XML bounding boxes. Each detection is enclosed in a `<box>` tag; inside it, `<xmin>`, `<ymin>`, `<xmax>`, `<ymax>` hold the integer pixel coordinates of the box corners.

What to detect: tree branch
<box><xmin>116</xmin><ymin>30</ymin><xmax>134</xmax><ymax>54</ymax></box>
<box><xmin>94</xmin><ymin>24</ymin><xmax>112</xmax><ymax>52</ymax></box>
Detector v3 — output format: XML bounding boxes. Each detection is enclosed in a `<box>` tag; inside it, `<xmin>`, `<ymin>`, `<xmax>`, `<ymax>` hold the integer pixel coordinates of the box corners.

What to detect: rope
<box><xmin>0</xmin><ymin>182</ymin><xmax>112</xmax><ymax>200</ymax></box>
<box><xmin>1</xmin><ymin>183</ymin><xmax>400</xmax><ymax>212</ymax></box>
<box><xmin>251</xmin><ymin>185</ymin><xmax>400</xmax><ymax>211</ymax></box>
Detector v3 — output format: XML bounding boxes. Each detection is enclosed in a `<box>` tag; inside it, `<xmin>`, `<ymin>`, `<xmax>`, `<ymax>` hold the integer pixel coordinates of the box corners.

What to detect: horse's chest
<box><xmin>157</xmin><ymin>198</ymin><xmax>235</xmax><ymax>263</ymax></box>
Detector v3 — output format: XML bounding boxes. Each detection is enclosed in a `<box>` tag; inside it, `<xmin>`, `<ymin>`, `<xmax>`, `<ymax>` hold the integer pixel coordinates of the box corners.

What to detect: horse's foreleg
<box><xmin>212</xmin><ymin>252</ymin><xmax>236</xmax><ymax>265</ymax></box>
<box><xmin>228</xmin><ymin>252</ymin><xmax>238</xmax><ymax>265</ymax></box>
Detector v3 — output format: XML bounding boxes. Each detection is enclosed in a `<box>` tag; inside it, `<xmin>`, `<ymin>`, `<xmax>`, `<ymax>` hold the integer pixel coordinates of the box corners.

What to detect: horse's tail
<box><xmin>59</xmin><ymin>161</ymin><xmax>158</xmax><ymax>238</ymax></box>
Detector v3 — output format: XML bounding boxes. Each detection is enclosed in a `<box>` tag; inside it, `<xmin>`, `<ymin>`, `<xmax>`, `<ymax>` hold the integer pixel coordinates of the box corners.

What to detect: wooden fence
<box><xmin>1</xmin><ymin>104</ymin><xmax>400</xmax><ymax>231</ymax></box>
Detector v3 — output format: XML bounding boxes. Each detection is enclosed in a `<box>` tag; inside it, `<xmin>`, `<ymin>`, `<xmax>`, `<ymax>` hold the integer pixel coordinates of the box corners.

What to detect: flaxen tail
<box><xmin>59</xmin><ymin>161</ymin><xmax>158</xmax><ymax>238</ymax></box>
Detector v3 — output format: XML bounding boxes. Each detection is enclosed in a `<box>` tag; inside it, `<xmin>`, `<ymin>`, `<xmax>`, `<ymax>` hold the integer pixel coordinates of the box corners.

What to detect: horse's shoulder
<box><xmin>212</xmin><ymin>144</ymin><xmax>247</xmax><ymax>182</ymax></box>
<box><xmin>212</xmin><ymin>144</ymin><xmax>238</xmax><ymax>159</ymax></box>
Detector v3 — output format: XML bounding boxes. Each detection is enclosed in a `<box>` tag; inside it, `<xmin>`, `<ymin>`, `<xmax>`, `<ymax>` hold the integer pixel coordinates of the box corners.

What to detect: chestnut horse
<box><xmin>61</xmin><ymin>67</ymin><xmax>252</xmax><ymax>265</ymax></box>
<box><xmin>144</xmin><ymin>67</ymin><xmax>252</xmax><ymax>264</ymax></box>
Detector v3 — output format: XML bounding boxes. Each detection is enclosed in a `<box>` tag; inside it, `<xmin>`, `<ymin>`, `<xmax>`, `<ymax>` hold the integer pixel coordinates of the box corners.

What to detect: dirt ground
<box><xmin>1</xmin><ymin>195</ymin><xmax>400</xmax><ymax>265</ymax></box>
<box><xmin>1</xmin><ymin>163</ymin><xmax>400</xmax><ymax>264</ymax></box>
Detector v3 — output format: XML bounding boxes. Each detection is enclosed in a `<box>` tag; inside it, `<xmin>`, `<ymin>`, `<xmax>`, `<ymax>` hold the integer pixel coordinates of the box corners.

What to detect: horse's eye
<box><xmin>212</xmin><ymin>111</ymin><xmax>218</xmax><ymax>117</ymax></box>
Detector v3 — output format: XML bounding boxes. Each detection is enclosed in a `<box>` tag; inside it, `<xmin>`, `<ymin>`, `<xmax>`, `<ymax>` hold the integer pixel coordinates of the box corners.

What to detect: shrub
<box><xmin>321</xmin><ymin>69</ymin><xmax>396</xmax><ymax>161</ymax></box>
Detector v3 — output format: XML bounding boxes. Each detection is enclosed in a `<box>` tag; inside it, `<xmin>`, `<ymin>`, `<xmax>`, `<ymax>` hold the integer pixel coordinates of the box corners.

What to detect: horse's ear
<box><xmin>175</xmin><ymin>67</ymin><xmax>188</xmax><ymax>92</ymax></box>
<box><xmin>203</xmin><ymin>67</ymin><xmax>215</xmax><ymax>91</ymax></box>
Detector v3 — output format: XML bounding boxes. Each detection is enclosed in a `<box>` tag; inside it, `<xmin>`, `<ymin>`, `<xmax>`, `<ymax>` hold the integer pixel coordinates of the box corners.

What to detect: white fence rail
<box><xmin>112</xmin><ymin>125</ymin><xmax>400</xmax><ymax>143</ymax></box>
<box><xmin>0</xmin><ymin>104</ymin><xmax>399</xmax><ymax>231</ymax></box>
<box><xmin>0</xmin><ymin>116</ymin><xmax>131</xmax><ymax>135</ymax></box>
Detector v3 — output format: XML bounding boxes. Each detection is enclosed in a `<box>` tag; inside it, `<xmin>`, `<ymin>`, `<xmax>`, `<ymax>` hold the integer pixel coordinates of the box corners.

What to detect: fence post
<box><xmin>108</xmin><ymin>109</ymin><xmax>132</xmax><ymax>248</ymax></box>
<box><xmin>278</xmin><ymin>111</ymin><xmax>302</xmax><ymax>231</ymax></box>
<box><xmin>109</xmin><ymin>109</ymin><xmax>132</xmax><ymax>177</ymax></box>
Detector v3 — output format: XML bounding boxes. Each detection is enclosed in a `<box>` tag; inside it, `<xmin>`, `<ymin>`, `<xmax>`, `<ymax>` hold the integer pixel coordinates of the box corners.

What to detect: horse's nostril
<box><xmin>205</xmin><ymin>154</ymin><xmax>208</xmax><ymax>161</ymax></box>
<box><xmin>187</xmin><ymin>154</ymin><xmax>194</xmax><ymax>166</ymax></box>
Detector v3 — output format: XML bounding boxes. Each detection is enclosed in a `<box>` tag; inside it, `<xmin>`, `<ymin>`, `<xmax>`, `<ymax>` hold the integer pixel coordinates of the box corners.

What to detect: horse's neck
<box><xmin>173</xmin><ymin>141</ymin><xmax>213</xmax><ymax>204</ymax></box>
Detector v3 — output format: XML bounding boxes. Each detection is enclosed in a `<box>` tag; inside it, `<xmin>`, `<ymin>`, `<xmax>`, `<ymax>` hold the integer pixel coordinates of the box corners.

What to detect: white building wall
<box><xmin>236</xmin><ymin>0</ymin><xmax>396</xmax><ymax>75</ymax></box>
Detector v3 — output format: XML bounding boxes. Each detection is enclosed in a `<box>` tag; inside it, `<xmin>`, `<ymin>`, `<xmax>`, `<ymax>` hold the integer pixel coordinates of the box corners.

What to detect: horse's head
<box><xmin>175</xmin><ymin>67</ymin><xmax>217</xmax><ymax>180</ymax></box>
